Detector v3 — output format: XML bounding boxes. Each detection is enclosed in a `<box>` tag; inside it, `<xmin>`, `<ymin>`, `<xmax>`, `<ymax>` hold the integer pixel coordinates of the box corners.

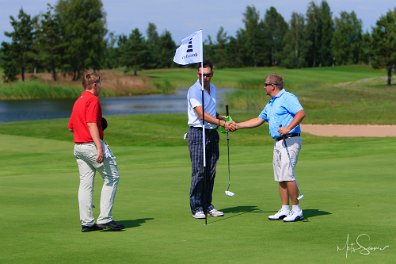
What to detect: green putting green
<box><xmin>0</xmin><ymin>115</ymin><xmax>394</xmax><ymax>263</ymax></box>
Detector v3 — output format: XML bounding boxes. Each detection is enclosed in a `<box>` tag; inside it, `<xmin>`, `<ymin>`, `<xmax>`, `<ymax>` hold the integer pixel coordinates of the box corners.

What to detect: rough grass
<box><xmin>141</xmin><ymin>65</ymin><xmax>396</xmax><ymax>124</ymax></box>
<box><xmin>1</xmin><ymin>65</ymin><xmax>389</xmax><ymax>100</ymax></box>
<box><xmin>0</xmin><ymin>69</ymin><xmax>169</xmax><ymax>99</ymax></box>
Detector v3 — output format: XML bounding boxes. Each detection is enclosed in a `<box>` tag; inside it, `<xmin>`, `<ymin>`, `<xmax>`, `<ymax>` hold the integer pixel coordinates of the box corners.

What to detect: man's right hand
<box><xmin>96</xmin><ymin>148</ymin><xmax>104</xmax><ymax>163</ymax></box>
<box><xmin>225</xmin><ymin>121</ymin><xmax>237</xmax><ymax>132</ymax></box>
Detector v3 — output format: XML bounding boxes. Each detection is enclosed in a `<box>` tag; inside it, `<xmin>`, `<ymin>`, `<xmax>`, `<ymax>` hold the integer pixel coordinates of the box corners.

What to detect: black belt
<box><xmin>275</xmin><ymin>133</ymin><xmax>300</xmax><ymax>141</ymax></box>
<box><xmin>190</xmin><ymin>126</ymin><xmax>217</xmax><ymax>131</ymax></box>
<box><xmin>75</xmin><ymin>142</ymin><xmax>94</xmax><ymax>145</ymax></box>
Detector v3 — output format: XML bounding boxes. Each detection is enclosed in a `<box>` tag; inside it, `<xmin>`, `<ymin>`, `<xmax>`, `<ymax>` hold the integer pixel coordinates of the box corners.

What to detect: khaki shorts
<box><xmin>273</xmin><ymin>136</ymin><xmax>302</xmax><ymax>182</ymax></box>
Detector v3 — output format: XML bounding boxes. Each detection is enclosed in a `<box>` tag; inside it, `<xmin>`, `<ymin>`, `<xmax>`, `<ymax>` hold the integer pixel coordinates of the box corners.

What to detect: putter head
<box><xmin>297</xmin><ymin>194</ymin><xmax>304</xmax><ymax>200</ymax></box>
<box><xmin>225</xmin><ymin>190</ymin><xmax>235</xmax><ymax>197</ymax></box>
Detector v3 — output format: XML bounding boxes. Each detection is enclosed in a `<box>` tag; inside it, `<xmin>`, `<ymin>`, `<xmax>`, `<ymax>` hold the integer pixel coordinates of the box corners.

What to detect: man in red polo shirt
<box><xmin>68</xmin><ymin>72</ymin><xmax>124</xmax><ymax>232</ymax></box>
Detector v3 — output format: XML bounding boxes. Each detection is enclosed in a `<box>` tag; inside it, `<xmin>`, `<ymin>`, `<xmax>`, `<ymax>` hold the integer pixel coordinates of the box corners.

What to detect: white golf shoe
<box><xmin>208</xmin><ymin>208</ymin><xmax>224</xmax><ymax>217</ymax></box>
<box><xmin>283</xmin><ymin>209</ymin><xmax>303</xmax><ymax>222</ymax></box>
<box><xmin>268</xmin><ymin>209</ymin><xmax>290</xmax><ymax>220</ymax></box>
<box><xmin>192</xmin><ymin>211</ymin><xmax>206</xmax><ymax>219</ymax></box>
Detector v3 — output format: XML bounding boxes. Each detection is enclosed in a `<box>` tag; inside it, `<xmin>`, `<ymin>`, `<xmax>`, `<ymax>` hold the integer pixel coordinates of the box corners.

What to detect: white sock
<box><xmin>292</xmin><ymin>205</ymin><xmax>301</xmax><ymax>212</ymax></box>
<box><xmin>282</xmin><ymin>205</ymin><xmax>290</xmax><ymax>211</ymax></box>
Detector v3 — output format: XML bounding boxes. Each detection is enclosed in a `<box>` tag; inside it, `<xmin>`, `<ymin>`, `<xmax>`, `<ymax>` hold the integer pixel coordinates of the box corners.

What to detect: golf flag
<box><xmin>173</xmin><ymin>30</ymin><xmax>203</xmax><ymax>65</ymax></box>
<box><xmin>174</xmin><ymin>30</ymin><xmax>207</xmax><ymax>172</ymax></box>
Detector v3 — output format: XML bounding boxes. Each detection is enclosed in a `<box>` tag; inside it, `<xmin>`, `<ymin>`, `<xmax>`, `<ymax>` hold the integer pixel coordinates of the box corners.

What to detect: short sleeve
<box><xmin>285</xmin><ymin>94</ymin><xmax>303</xmax><ymax>115</ymax></box>
<box><xmin>188</xmin><ymin>86</ymin><xmax>202</xmax><ymax>109</ymax></box>
<box><xmin>85</xmin><ymin>97</ymin><xmax>100</xmax><ymax>123</ymax></box>
<box><xmin>258</xmin><ymin>104</ymin><xmax>270</xmax><ymax>122</ymax></box>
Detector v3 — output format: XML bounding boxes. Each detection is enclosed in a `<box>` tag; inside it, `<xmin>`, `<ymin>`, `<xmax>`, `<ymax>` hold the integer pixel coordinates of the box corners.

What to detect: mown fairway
<box><xmin>143</xmin><ymin>65</ymin><xmax>396</xmax><ymax>124</ymax></box>
<box><xmin>0</xmin><ymin>115</ymin><xmax>394</xmax><ymax>263</ymax></box>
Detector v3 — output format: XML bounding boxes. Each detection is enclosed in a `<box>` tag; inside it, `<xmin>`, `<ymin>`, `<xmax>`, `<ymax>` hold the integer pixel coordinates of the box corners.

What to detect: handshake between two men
<box><xmin>222</xmin><ymin>118</ymin><xmax>293</xmax><ymax>137</ymax></box>
<box><xmin>221</xmin><ymin>116</ymin><xmax>268</xmax><ymax>135</ymax></box>
<box><xmin>224</xmin><ymin>120</ymin><xmax>237</xmax><ymax>132</ymax></box>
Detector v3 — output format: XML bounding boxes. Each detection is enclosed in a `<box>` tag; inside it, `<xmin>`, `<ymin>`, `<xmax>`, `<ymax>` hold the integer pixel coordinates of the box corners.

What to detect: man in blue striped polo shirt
<box><xmin>186</xmin><ymin>60</ymin><xmax>230</xmax><ymax>219</ymax></box>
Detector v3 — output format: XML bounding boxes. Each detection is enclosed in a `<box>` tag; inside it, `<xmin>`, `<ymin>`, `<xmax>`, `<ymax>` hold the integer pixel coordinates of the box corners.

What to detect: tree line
<box><xmin>1</xmin><ymin>0</ymin><xmax>396</xmax><ymax>85</ymax></box>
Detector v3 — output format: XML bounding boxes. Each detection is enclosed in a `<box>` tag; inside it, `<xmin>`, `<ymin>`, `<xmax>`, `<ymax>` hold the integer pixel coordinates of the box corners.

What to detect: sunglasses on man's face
<box><xmin>199</xmin><ymin>73</ymin><xmax>213</xmax><ymax>78</ymax></box>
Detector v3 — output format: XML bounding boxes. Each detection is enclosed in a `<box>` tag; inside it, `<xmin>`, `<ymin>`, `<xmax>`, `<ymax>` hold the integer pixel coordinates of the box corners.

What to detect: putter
<box><xmin>224</xmin><ymin>105</ymin><xmax>235</xmax><ymax>197</ymax></box>
<box><xmin>280</xmin><ymin>126</ymin><xmax>304</xmax><ymax>200</ymax></box>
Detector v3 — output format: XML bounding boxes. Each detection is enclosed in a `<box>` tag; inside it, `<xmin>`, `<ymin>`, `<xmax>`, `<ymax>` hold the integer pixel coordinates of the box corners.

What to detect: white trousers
<box><xmin>73</xmin><ymin>141</ymin><xmax>120</xmax><ymax>226</ymax></box>
<box><xmin>273</xmin><ymin>137</ymin><xmax>302</xmax><ymax>182</ymax></box>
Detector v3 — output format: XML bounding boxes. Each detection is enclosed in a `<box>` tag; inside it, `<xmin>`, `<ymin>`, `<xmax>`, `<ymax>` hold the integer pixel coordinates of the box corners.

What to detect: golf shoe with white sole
<box><xmin>283</xmin><ymin>209</ymin><xmax>303</xmax><ymax>222</ymax></box>
<box><xmin>208</xmin><ymin>208</ymin><xmax>224</xmax><ymax>217</ymax></box>
<box><xmin>268</xmin><ymin>209</ymin><xmax>290</xmax><ymax>220</ymax></box>
<box><xmin>192</xmin><ymin>211</ymin><xmax>206</xmax><ymax>219</ymax></box>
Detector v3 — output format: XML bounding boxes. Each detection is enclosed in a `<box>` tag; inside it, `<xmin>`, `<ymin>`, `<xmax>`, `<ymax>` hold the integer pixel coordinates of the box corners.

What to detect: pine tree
<box><xmin>158</xmin><ymin>31</ymin><xmax>176</xmax><ymax>68</ymax></box>
<box><xmin>332</xmin><ymin>11</ymin><xmax>363</xmax><ymax>65</ymax></box>
<box><xmin>262</xmin><ymin>7</ymin><xmax>288</xmax><ymax>66</ymax></box>
<box><xmin>119</xmin><ymin>28</ymin><xmax>148</xmax><ymax>75</ymax></box>
<box><xmin>2</xmin><ymin>9</ymin><xmax>37</xmax><ymax>81</ymax></box>
<box><xmin>35</xmin><ymin>4</ymin><xmax>64</xmax><ymax>80</ymax></box>
<box><xmin>238</xmin><ymin>5</ymin><xmax>262</xmax><ymax>66</ymax></box>
<box><xmin>281</xmin><ymin>12</ymin><xmax>307</xmax><ymax>68</ymax></box>
<box><xmin>56</xmin><ymin>0</ymin><xmax>107</xmax><ymax>80</ymax></box>
<box><xmin>371</xmin><ymin>9</ymin><xmax>396</xmax><ymax>85</ymax></box>
<box><xmin>0</xmin><ymin>42</ymin><xmax>18</xmax><ymax>82</ymax></box>
<box><xmin>146</xmin><ymin>23</ymin><xmax>161</xmax><ymax>69</ymax></box>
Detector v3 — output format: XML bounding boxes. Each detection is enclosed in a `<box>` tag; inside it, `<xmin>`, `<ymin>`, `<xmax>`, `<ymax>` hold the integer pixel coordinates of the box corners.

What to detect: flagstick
<box><xmin>201</xmin><ymin>68</ymin><xmax>206</xmax><ymax>169</ymax></box>
<box><xmin>200</xmin><ymin>61</ymin><xmax>208</xmax><ymax>225</ymax></box>
<box><xmin>195</xmin><ymin>30</ymin><xmax>208</xmax><ymax>225</ymax></box>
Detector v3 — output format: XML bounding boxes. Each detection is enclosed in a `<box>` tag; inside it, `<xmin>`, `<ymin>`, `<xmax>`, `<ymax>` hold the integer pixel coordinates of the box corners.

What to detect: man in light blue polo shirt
<box><xmin>231</xmin><ymin>73</ymin><xmax>306</xmax><ymax>222</ymax></box>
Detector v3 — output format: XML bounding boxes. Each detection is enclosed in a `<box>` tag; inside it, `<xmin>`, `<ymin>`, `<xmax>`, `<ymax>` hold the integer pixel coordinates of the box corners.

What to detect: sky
<box><xmin>1</xmin><ymin>0</ymin><xmax>396</xmax><ymax>43</ymax></box>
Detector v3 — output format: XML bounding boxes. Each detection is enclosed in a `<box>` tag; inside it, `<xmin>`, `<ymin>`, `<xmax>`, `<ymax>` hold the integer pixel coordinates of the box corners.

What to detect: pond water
<box><xmin>0</xmin><ymin>88</ymin><xmax>233</xmax><ymax>123</ymax></box>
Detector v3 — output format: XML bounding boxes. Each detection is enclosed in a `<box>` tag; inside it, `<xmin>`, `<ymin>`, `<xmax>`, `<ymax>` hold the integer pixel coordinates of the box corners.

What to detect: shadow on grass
<box><xmin>302</xmin><ymin>208</ymin><xmax>332</xmax><ymax>221</ymax></box>
<box><xmin>208</xmin><ymin>205</ymin><xmax>261</xmax><ymax>224</ymax></box>
<box><xmin>118</xmin><ymin>218</ymin><xmax>154</xmax><ymax>229</ymax></box>
<box><xmin>208</xmin><ymin>207</ymin><xmax>331</xmax><ymax>224</ymax></box>
<box><xmin>221</xmin><ymin>205</ymin><xmax>261</xmax><ymax>214</ymax></box>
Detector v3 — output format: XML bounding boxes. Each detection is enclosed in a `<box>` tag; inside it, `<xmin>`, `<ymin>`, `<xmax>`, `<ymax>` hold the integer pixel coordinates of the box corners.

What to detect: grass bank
<box><xmin>144</xmin><ymin>65</ymin><xmax>394</xmax><ymax>124</ymax></box>
<box><xmin>1</xmin><ymin>65</ymin><xmax>394</xmax><ymax>124</ymax></box>
<box><xmin>0</xmin><ymin>69</ymin><xmax>174</xmax><ymax>100</ymax></box>
<box><xmin>0</xmin><ymin>65</ymin><xmax>387</xmax><ymax>97</ymax></box>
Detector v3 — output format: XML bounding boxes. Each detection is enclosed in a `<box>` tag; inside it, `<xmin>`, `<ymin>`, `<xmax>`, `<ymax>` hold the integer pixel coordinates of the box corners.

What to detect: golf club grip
<box><xmin>226</xmin><ymin>105</ymin><xmax>229</xmax><ymax>116</ymax></box>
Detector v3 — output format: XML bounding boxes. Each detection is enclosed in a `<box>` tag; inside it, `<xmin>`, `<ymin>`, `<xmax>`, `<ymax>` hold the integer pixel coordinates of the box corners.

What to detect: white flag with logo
<box><xmin>173</xmin><ymin>30</ymin><xmax>203</xmax><ymax>65</ymax></box>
